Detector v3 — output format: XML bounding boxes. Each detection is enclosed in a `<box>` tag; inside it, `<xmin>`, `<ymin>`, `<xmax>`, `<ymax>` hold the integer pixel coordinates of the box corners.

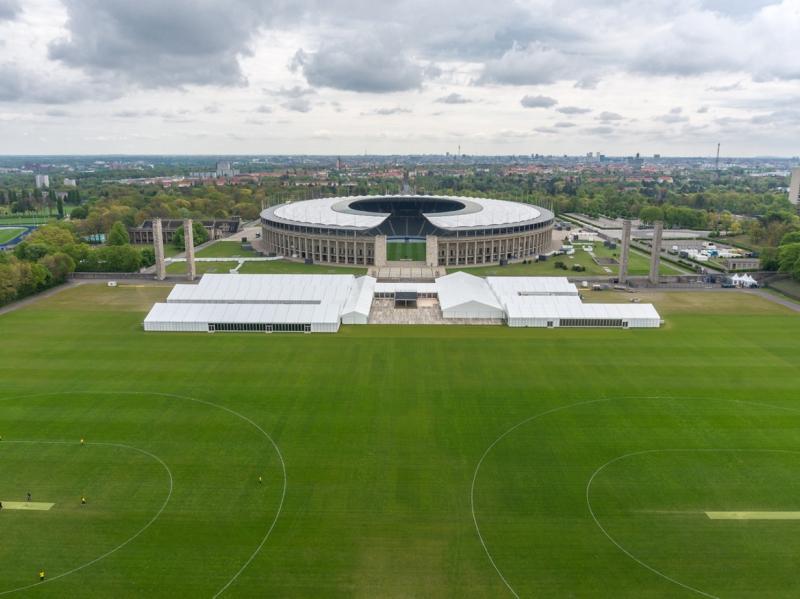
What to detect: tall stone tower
<box><xmin>648</xmin><ymin>221</ymin><xmax>663</xmax><ymax>285</ymax></box>
<box><xmin>184</xmin><ymin>219</ymin><xmax>196</xmax><ymax>281</ymax></box>
<box><xmin>153</xmin><ymin>218</ymin><xmax>166</xmax><ymax>281</ymax></box>
<box><xmin>789</xmin><ymin>167</ymin><xmax>800</xmax><ymax>213</ymax></box>
<box><xmin>618</xmin><ymin>219</ymin><xmax>631</xmax><ymax>285</ymax></box>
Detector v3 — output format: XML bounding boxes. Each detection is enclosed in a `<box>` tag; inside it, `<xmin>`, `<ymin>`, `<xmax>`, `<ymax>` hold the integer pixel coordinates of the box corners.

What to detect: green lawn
<box><xmin>1</xmin><ymin>284</ymin><xmax>800</xmax><ymax>596</ymax></box>
<box><xmin>387</xmin><ymin>241</ymin><xmax>426</xmax><ymax>261</ymax></box>
<box><xmin>0</xmin><ymin>227</ymin><xmax>26</xmax><ymax>244</ymax></box>
<box><xmin>196</xmin><ymin>241</ymin><xmax>260</xmax><ymax>259</ymax></box>
<box><xmin>456</xmin><ymin>242</ymin><xmax>683</xmax><ymax>277</ymax></box>
<box><xmin>133</xmin><ymin>244</ymin><xmax>182</xmax><ymax>258</ymax></box>
<box><xmin>238</xmin><ymin>260</ymin><xmax>367</xmax><ymax>275</ymax></box>
<box><xmin>165</xmin><ymin>261</ymin><xmax>238</xmax><ymax>275</ymax></box>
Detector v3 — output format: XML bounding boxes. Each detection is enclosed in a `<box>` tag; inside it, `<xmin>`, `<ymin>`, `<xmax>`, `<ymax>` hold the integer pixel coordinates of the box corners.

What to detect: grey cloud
<box><xmin>256</xmin><ymin>105</ymin><xmax>273</xmax><ymax>114</ymax></box>
<box><xmin>520</xmin><ymin>95</ymin><xmax>557</xmax><ymax>108</ymax></box>
<box><xmin>367</xmin><ymin>107</ymin><xmax>412</xmax><ymax>115</ymax></box>
<box><xmin>274</xmin><ymin>86</ymin><xmax>315</xmax><ymax>98</ymax></box>
<box><xmin>480</xmin><ymin>43</ymin><xmax>576</xmax><ymax>85</ymax></box>
<box><xmin>533</xmin><ymin>126</ymin><xmax>558</xmax><ymax>134</ymax></box>
<box><xmin>282</xmin><ymin>98</ymin><xmax>312</xmax><ymax>113</ymax></box>
<box><xmin>574</xmin><ymin>75</ymin><xmax>600</xmax><ymax>89</ymax></box>
<box><xmin>597</xmin><ymin>111</ymin><xmax>623</xmax><ymax>121</ymax></box>
<box><xmin>0</xmin><ymin>0</ymin><xmax>19</xmax><ymax>20</ymax></box>
<box><xmin>44</xmin><ymin>109</ymin><xmax>70</xmax><ymax>117</ymax></box>
<box><xmin>655</xmin><ymin>109</ymin><xmax>689</xmax><ymax>123</ymax></box>
<box><xmin>436</xmin><ymin>93</ymin><xmax>472</xmax><ymax>104</ymax></box>
<box><xmin>557</xmin><ymin>106</ymin><xmax>591</xmax><ymax>115</ymax></box>
<box><xmin>697</xmin><ymin>106</ymin><xmax>710</xmax><ymax>113</ymax></box>
<box><xmin>112</xmin><ymin>109</ymin><xmax>159</xmax><ymax>118</ymax></box>
<box><xmin>0</xmin><ymin>64</ymin><xmax>103</xmax><ymax>104</ymax></box>
<box><xmin>583</xmin><ymin>126</ymin><xmax>615</xmax><ymax>135</ymax></box>
<box><xmin>706</xmin><ymin>81</ymin><xmax>742</xmax><ymax>92</ymax></box>
<box><xmin>292</xmin><ymin>35</ymin><xmax>424</xmax><ymax>93</ymax></box>
<box><xmin>48</xmin><ymin>1</ymin><xmax>271</xmax><ymax>87</ymax></box>
<box><xmin>554</xmin><ymin>122</ymin><xmax>576</xmax><ymax>128</ymax></box>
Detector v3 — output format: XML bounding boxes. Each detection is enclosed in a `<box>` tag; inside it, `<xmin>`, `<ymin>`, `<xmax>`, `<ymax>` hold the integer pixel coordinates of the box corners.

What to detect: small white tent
<box><xmin>436</xmin><ymin>272</ymin><xmax>504</xmax><ymax>319</ymax></box>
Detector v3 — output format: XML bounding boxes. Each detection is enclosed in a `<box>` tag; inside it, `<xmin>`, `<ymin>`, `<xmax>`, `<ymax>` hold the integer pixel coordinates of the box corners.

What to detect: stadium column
<box><xmin>649</xmin><ymin>220</ymin><xmax>663</xmax><ymax>285</ymax></box>
<box><xmin>618</xmin><ymin>219</ymin><xmax>632</xmax><ymax>285</ymax></box>
<box><xmin>153</xmin><ymin>218</ymin><xmax>166</xmax><ymax>281</ymax></box>
<box><xmin>374</xmin><ymin>235</ymin><xmax>387</xmax><ymax>267</ymax></box>
<box><xmin>184</xmin><ymin>219</ymin><xmax>196</xmax><ymax>281</ymax></box>
<box><xmin>425</xmin><ymin>235</ymin><xmax>438</xmax><ymax>267</ymax></box>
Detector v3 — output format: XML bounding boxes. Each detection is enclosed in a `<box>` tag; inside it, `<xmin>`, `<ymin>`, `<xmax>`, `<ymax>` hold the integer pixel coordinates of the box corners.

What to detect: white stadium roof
<box><xmin>424</xmin><ymin>198</ymin><xmax>541</xmax><ymax>229</ymax></box>
<box><xmin>273</xmin><ymin>197</ymin><xmax>388</xmax><ymax>229</ymax></box>
<box><xmin>263</xmin><ymin>194</ymin><xmax>547</xmax><ymax>231</ymax></box>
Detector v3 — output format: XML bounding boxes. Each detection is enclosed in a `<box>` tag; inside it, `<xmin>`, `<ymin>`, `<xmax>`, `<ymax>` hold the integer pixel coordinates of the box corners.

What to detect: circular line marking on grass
<box><xmin>585</xmin><ymin>448</ymin><xmax>800</xmax><ymax>599</ymax></box>
<box><xmin>471</xmin><ymin>396</ymin><xmax>800</xmax><ymax>597</ymax></box>
<box><xmin>470</xmin><ymin>397</ymin><xmax>614</xmax><ymax>598</ymax></box>
<box><xmin>0</xmin><ymin>439</ymin><xmax>173</xmax><ymax>597</ymax></box>
<box><xmin>0</xmin><ymin>391</ymin><xmax>287</xmax><ymax>598</ymax></box>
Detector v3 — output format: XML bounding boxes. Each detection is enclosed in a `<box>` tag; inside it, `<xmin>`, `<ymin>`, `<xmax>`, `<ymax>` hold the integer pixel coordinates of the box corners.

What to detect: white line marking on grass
<box><xmin>0</xmin><ymin>390</ymin><xmax>286</xmax><ymax>598</ymax></box>
<box><xmin>470</xmin><ymin>397</ymin><xmax>614</xmax><ymax>598</ymax></box>
<box><xmin>0</xmin><ymin>502</ymin><xmax>54</xmax><ymax>511</ymax></box>
<box><xmin>586</xmin><ymin>448</ymin><xmax>800</xmax><ymax>599</ymax></box>
<box><xmin>706</xmin><ymin>511</ymin><xmax>800</xmax><ymax>520</ymax></box>
<box><xmin>0</xmin><ymin>439</ymin><xmax>173</xmax><ymax>597</ymax></box>
<box><xmin>471</xmin><ymin>396</ymin><xmax>800</xmax><ymax>597</ymax></box>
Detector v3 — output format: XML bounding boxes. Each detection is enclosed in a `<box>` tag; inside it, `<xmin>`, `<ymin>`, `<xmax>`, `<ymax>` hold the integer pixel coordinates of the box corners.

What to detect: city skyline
<box><xmin>1</xmin><ymin>0</ymin><xmax>799</xmax><ymax>156</ymax></box>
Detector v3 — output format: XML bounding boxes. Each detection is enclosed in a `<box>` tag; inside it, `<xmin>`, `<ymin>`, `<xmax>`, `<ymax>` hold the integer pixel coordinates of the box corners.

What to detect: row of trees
<box><xmin>0</xmin><ymin>222</ymin><xmax>158</xmax><ymax>306</ymax></box>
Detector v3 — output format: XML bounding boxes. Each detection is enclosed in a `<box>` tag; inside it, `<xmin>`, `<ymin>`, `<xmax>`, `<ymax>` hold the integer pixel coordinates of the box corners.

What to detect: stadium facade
<box><xmin>260</xmin><ymin>195</ymin><xmax>554</xmax><ymax>267</ymax></box>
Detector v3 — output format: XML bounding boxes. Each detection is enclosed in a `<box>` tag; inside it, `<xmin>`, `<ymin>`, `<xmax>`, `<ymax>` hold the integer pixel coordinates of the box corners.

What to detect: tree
<box><xmin>70</xmin><ymin>205</ymin><xmax>88</xmax><ymax>219</ymax></box>
<box><xmin>780</xmin><ymin>231</ymin><xmax>800</xmax><ymax>246</ymax></box>
<box><xmin>172</xmin><ymin>221</ymin><xmax>209</xmax><ymax>249</ymax></box>
<box><xmin>57</xmin><ymin>196</ymin><xmax>64</xmax><ymax>219</ymax></box>
<box><xmin>778</xmin><ymin>243</ymin><xmax>800</xmax><ymax>273</ymax></box>
<box><xmin>39</xmin><ymin>252</ymin><xmax>75</xmax><ymax>283</ymax></box>
<box><xmin>107</xmin><ymin>221</ymin><xmax>130</xmax><ymax>246</ymax></box>
<box><xmin>638</xmin><ymin>206</ymin><xmax>664</xmax><ymax>224</ymax></box>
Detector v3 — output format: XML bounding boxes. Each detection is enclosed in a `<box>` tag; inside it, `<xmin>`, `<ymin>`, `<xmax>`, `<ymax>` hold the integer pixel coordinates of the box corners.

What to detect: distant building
<box><xmin>216</xmin><ymin>161</ymin><xmax>239</xmax><ymax>178</ymax></box>
<box><xmin>128</xmin><ymin>218</ymin><xmax>241</xmax><ymax>244</ymax></box>
<box><xmin>63</xmin><ymin>178</ymin><xmax>77</xmax><ymax>187</ymax></box>
<box><xmin>724</xmin><ymin>257</ymin><xmax>760</xmax><ymax>271</ymax></box>
<box><xmin>35</xmin><ymin>174</ymin><xmax>50</xmax><ymax>189</ymax></box>
<box><xmin>789</xmin><ymin>167</ymin><xmax>800</xmax><ymax>212</ymax></box>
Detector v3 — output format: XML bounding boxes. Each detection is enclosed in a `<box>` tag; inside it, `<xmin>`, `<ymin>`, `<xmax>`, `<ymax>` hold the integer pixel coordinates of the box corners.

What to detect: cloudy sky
<box><xmin>0</xmin><ymin>0</ymin><xmax>799</xmax><ymax>156</ymax></box>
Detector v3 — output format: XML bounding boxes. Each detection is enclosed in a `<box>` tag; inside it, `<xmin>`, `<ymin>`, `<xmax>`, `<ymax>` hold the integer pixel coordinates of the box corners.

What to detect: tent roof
<box><xmin>436</xmin><ymin>271</ymin><xmax>502</xmax><ymax>311</ymax></box>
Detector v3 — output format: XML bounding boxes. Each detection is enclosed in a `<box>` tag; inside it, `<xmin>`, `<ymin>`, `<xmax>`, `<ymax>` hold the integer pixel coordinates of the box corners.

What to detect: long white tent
<box><xmin>143</xmin><ymin>273</ymin><xmax>662</xmax><ymax>333</ymax></box>
<box><xmin>486</xmin><ymin>277</ymin><xmax>661</xmax><ymax>328</ymax></box>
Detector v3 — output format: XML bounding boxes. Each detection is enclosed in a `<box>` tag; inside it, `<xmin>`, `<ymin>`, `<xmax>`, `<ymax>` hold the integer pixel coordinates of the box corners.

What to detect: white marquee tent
<box><xmin>436</xmin><ymin>272</ymin><xmax>504</xmax><ymax>319</ymax></box>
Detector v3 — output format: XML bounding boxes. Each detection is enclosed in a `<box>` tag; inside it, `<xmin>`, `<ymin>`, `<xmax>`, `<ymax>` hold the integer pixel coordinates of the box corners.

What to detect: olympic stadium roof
<box><xmin>261</xmin><ymin>194</ymin><xmax>552</xmax><ymax>232</ymax></box>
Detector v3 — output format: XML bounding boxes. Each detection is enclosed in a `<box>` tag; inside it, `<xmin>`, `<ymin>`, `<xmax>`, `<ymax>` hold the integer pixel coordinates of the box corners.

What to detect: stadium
<box><xmin>260</xmin><ymin>195</ymin><xmax>554</xmax><ymax>266</ymax></box>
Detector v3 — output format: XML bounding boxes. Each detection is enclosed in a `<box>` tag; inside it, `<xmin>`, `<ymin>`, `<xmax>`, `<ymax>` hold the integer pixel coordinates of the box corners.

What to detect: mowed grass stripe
<box><xmin>0</xmin><ymin>285</ymin><xmax>799</xmax><ymax>596</ymax></box>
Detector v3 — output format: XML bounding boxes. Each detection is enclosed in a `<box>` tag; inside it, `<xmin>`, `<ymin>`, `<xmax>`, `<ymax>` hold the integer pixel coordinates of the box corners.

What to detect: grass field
<box><xmin>238</xmin><ymin>260</ymin><xmax>367</xmax><ymax>275</ymax></box>
<box><xmin>387</xmin><ymin>241</ymin><xmax>426</xmax><ymax>261</ymax></box>
<box><xmin>0</xmin><ymin>227</ymin><xmax>26</xmax><ymax>244</ymax></box>
<box><xmin>196</xmin><ymin>241</ymin><xmax>260</xmax><ymax>259</ymax></box>
<box><xmin>165</xmin><ymin>261</ymin><xmax>238</xmax><ymax>275</ymax></box>
<box><xmin>457</xmin><ymin>241</ymin><xmax>684</xmax><ymax>277</ymax></box>
<box><xmin>1</xmin><ymin>284</ymin><xmax>800</xmax><ymax>597</ymax></box>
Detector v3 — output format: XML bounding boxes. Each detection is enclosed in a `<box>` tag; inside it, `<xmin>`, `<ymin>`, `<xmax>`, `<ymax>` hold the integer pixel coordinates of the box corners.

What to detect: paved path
<box><xmin>743</xmin><ymin>289</ymin><xmax>800</xmax><ymax>313</ymax></box>
<box><xmin>0</xmin><ymin>280</ymin><xmax>83</xmax><ymax>317</ymax></box>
